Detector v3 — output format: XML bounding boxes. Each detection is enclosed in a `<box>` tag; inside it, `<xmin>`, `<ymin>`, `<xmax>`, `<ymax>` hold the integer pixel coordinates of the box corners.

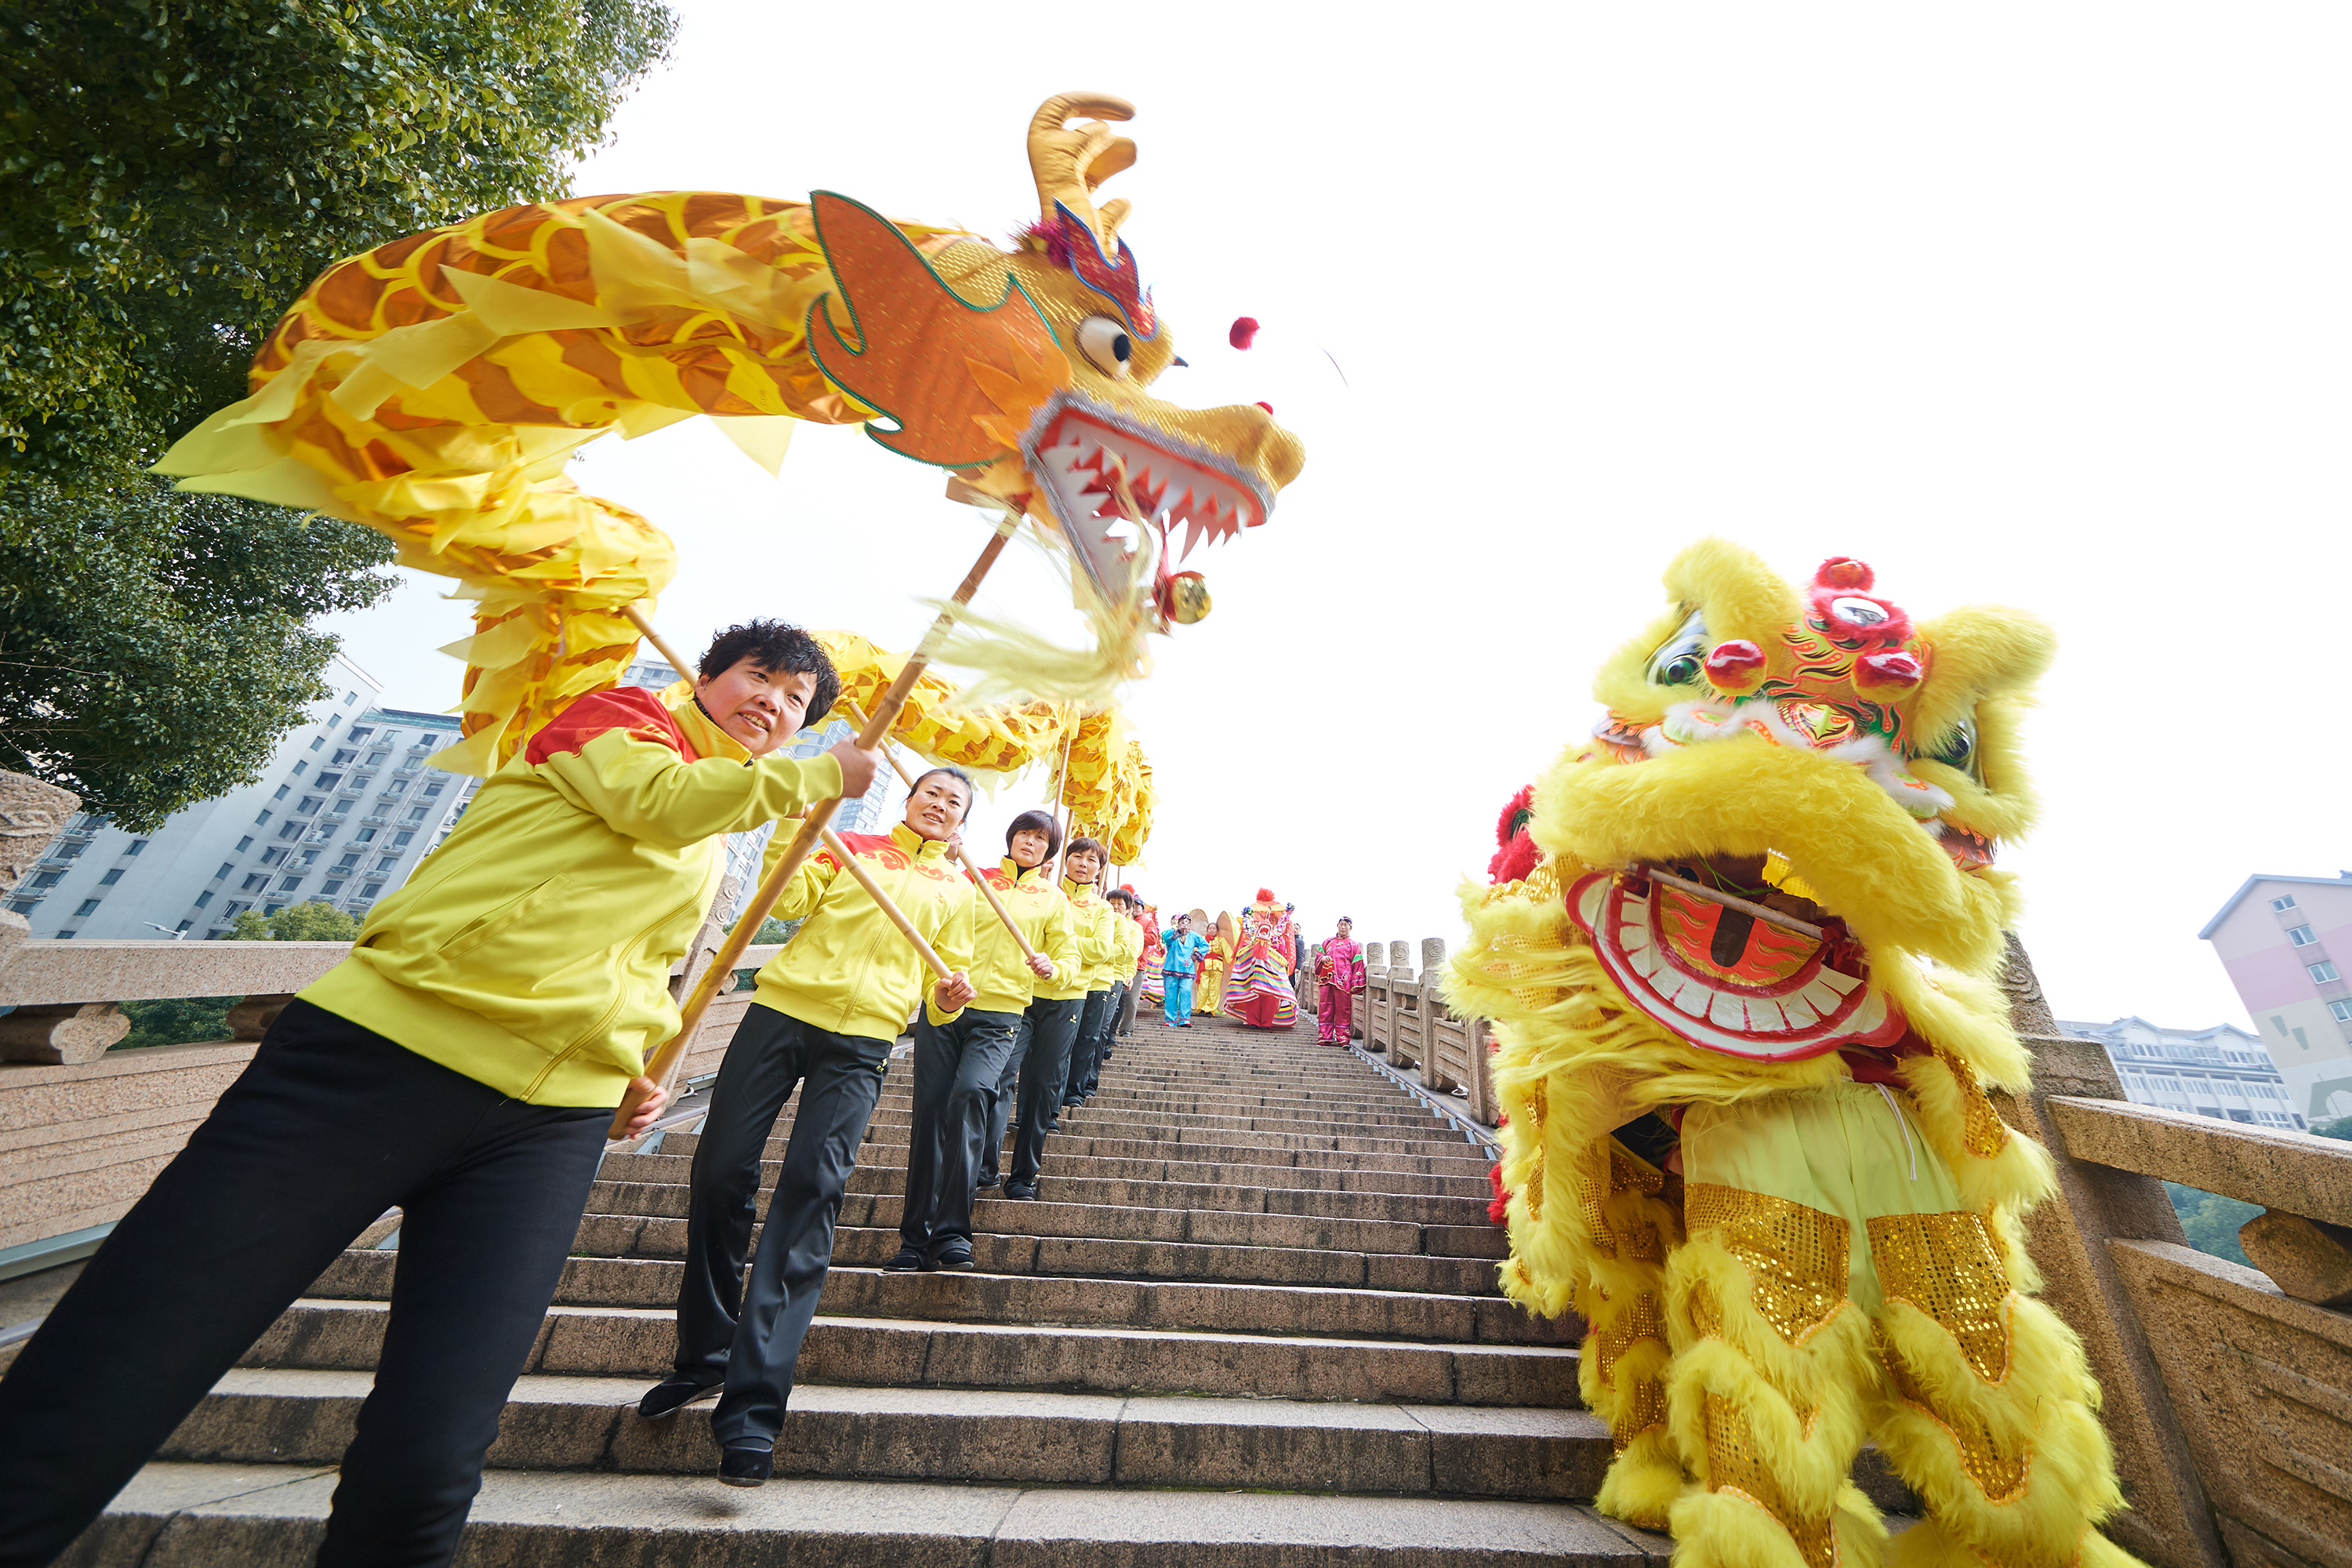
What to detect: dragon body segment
<box><xmin>158</xmin><ymin>94</ymin><xmax>1303</xmax><ymax>775</ymax></box>
<box><xmin>1449</xmin><ymin>542</ymin><xmax>2142</xmax><ymax>1568</ymax></box>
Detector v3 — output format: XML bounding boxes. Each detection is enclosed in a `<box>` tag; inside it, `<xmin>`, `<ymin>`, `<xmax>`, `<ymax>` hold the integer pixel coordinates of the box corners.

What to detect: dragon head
<box><xmin>804</xmin><ymin>93</ymin><xmax>1305</xmax><ymax>626</ymax></box>
<box><xmin>1535</xmin><ymin>539</ymin><xmax>2055</xmax><ymax>1062</ymax></box>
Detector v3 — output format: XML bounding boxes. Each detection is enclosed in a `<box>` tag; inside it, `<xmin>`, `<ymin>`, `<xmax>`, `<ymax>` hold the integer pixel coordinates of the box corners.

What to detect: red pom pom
<box><xmin>1256</xmin><ymin>887</ymin><xmax>1276</xmax><ymax>902</ymax></box>
<box><xmin>1816</xmin><ymin>557</ymin><xmax>1875</xmax><ymax>591</ymax></box>
<box><xmin>1229</xmin><ymin>317</ymin><xmax>1260</xmax><ymax>350</ymax></box>
<box><xmin>1254</xmin><ymin>401</ymin><xmax>1274</xmax><ymax>416</ymax></box>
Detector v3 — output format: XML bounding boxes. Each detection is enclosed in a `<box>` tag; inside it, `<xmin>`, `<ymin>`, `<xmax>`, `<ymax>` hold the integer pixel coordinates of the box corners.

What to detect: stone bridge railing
<box><xmin>0</xmin><ymin>924</ymin><xmax>776</xmax><ymax>1263</ymax></box>
<box><xmin>1351</xmin><ymin>931</ymin><xmax>2352</xmax><ymax>1568</ymax></box>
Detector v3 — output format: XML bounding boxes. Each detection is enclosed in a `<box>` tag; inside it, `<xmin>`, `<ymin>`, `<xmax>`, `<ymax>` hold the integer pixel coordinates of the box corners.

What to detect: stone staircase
<box><xmin>71</xmin><ymin>1014</ymin><xmax>1680</xmax><ymax>1566</ymax></box>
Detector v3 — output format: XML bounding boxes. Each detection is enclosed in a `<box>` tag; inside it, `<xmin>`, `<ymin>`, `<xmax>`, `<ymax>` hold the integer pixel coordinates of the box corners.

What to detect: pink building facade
<box><xmin>2199</xmin><ymin>870</ymin><xmax>2352</xmax><ymax>1125</ymax></box>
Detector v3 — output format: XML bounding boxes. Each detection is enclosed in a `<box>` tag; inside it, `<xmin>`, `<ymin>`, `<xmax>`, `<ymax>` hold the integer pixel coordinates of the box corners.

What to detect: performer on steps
<box><xmin>1073</xmin><ymin>887</ymin><xmax>1142</xmax><ymax>1100</ymax></box>
<box><xmin>1159</xmin><ymin>911</ymin><xmax>1209</xmax><ymax>1028</ymax></box>
<box><xmin>1313</xmin><ymin>917</ymin><xmax>1367</xmax><ymax>1046</ymax></box>
<box><xmin>1005</xmin><ymin>836</ymin><xmax>1112</xmax><ymax>1200</ymax></box>
<box><xmin>0</xmin><ymin>622</ymin><xmax>867</xmax><ymax>1568</ymax></box>
<box><xmin>641</xmin><ymin>768</ymin><xmax>977</xmax><ymax>1487</ymax></box>
<box><xmin>1222</xmin><ymin>889</ymin><xmax>1301</xmax><ymax>1029</ymax></box>
<box><xmin>892</xmin><ymin>811</ymin><xmax>1076</xmax><ymax>1267</ymax></box>
<box><xmin>1195</xmin><ymin>912</ymin><xmax>1233</xmax><ymax>1017</ymax></box>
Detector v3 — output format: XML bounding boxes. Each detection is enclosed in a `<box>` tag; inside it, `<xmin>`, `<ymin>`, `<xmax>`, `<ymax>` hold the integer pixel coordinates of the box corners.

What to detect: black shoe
<box><xmin>637</xmin><ymin>1375</ymin><xmax>724</xmax><ymax>1420</ymax></box>
<box><xmin>1061</xmin><ymin>1096</ymin><xmax>1083</xmax><ymax>1109</ymax></box>
<box><xmin>975</xmin><ymin>1171</ymin><xmax>1001</xmax><ymax>1189</ymax></box>
<box><xmin>718</xmin><ymin>1437</ymin><xmax>773</xmax><ymax>1487</ymax></box>
<box><xmin>925</xmin><ymin>1243</ymin><xmax>975</xmax><ymax>1271</ymax></box>
<box><xmin>883</xmin><ymin>1245</ymin><xmax>924</xmax><ymax>1272</ymax></box>
<box><xmin>1004</xmin><ymin>1180</ymin><xmax>1037</xmax><ymax>1200</ymax></box>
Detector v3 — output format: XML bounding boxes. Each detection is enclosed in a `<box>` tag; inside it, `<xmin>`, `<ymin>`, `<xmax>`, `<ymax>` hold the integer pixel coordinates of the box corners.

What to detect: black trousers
<box><xmin>1006</xmin><ymin>995</ymin><xmax>1085</xmax><ymax>1187</ymax></box>
<box><xmin>672</xmin><ymin>1004</ymin><xmax>887</xmax><ymax>1445</ymax></box>
<box><xmin>0</xmin><ymin>999</ymin><xmax>608</xmax><ymax>1568</ymax></box>
<box><xmin>1116</xmin><ymin>976</ymin><xmax>1140</xmax><ymax>1036</ymax></box>
<box><xmin>899</xmin><ymin>1007</ymin><xmax>1021</xmax><ymax>1254</ymax></box>
<box><xmin>1060</xmin><ymin>987</ymin><xmax>1115</xmax><ymax>1105</ymax></box>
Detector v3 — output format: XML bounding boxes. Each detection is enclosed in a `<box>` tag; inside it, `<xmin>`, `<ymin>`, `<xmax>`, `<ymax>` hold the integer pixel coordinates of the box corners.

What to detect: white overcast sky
<box><xmin>320</xmin><ymin>4</ymin><xmax>2352</xmax><ymax>1030</ymax></box>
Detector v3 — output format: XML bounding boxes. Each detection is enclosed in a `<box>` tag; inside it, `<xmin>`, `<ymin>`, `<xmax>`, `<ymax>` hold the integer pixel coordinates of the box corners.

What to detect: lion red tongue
<box><xmin>1566</xmin><ymin>871</ymin><xmax>1906</xmax><ymax>1062</ymax></box>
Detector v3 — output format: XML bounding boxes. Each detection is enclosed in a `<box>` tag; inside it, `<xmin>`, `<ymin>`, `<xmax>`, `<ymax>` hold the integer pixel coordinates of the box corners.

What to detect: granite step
<box><xmin>601</xmin><ymin>1150</ymin><xmax>1491</xmax><ymax>1202</ymax></box>
<box><xmin>240</xmin><ymin>1300</ymin><xmax>1582</xmax><ymax>1406</ymax></box>
<box><xmin>673</xmin><ymin>1128</ymin><xmax>1492</xmax><ymax>1176</ymax></box>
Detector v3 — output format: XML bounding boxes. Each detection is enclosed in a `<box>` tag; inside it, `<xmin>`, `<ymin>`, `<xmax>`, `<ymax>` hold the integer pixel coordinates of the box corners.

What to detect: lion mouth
<box><xmin>1022</xmin><ymin>390</ymin><xmax>1275</xmax><ymax>604</ymax></box>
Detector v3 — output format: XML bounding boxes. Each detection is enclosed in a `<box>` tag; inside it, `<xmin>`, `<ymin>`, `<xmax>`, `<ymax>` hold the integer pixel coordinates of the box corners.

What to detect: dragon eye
<box><xmin>1646</xmin><ymin>610</ymin><xmax>1709</xmax><ymax>688</ymax></box>
<box><xmin>1075</xmin><ymin>315</ymin><xmax>1134</xmax><ymax>379</ymax></box>
<box><xmin>1928</xmin><ymin>717</ymin><xmax>1976</xmax><ymax>773</ymax></box>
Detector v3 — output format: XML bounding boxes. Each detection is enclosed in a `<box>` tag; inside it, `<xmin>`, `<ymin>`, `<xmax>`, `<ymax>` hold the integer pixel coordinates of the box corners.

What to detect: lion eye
<box><xmin>1646</xmin><ymin>610</ymin><xmax>1709</xmax><ymax>688</ymax></box>
<box><xmin>1927</xmin><ymin>717</ymin><xmax>1978</xmax><ymax>775</ymax></box>
<box><xmin>1075</xmin><ymin>315</ymin><xmax>1134</xmax><ymax>379</ymax></box>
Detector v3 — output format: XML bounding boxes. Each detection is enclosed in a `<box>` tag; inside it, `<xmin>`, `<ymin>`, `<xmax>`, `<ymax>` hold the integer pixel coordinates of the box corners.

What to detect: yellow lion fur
<box><xmin>1448</xmin><ymin>542</ymin><xmax>2140</xmax><ymax>1565</ymax></box>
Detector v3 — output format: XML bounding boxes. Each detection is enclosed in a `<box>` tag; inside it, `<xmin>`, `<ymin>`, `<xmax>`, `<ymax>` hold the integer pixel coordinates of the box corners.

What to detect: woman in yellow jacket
<box><xmin>0</xmin><ymin>622</ymin><xmax>866</xmax><ymax>1568</ymax></box>
<box><xmin>893</xmin><ymin>808</ymin><xmax>1079</xmax><ymax>1271</ymax></box>
<box><xmin>1005</xmin><ymin>836</ymin><xmax>1115</xmax><ymax>1198</ymax></box>
<box><xmin>646</xmin><ymin>767</ymin><xmax>978</xmax><ymax>1485</ymax></box>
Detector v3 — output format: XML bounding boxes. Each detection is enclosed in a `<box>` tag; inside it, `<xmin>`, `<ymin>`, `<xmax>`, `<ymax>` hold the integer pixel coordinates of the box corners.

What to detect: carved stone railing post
<box><xmin>1994</xmin><ymin>936</ymin><xmax>2223</xmax><ymax>1568</ymax></box>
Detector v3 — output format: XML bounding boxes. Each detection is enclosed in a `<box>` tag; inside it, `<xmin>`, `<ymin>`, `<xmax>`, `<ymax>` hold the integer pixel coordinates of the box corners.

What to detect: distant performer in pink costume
<box><xmin>1312</xmin><ymin>918</ymin><xmax>1366</xmax><ymax>1046</ymax></box>
<box><xmin>1223</xmin><ymin>889</ymin><xmax>1299</xmax><ymax>1029</ymax></box>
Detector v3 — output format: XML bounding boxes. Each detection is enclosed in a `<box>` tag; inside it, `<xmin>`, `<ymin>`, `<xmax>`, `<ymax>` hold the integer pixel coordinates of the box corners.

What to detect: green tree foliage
<box><xmin>118</xmin><ymin>994</ymin><xmax>236</xmax><ymax>1049</ymax></box>
<box><xmin>2165</xmin><ymin>1181</ymin><xmax>2261</xmax><ymax>1269</ymax></box>
<box><xmin>227</xmin><ymin>900</ymin><xmax>363</xmax><ymax>940</ymax></box>
<box><xmin>0</xmin><ymin>0</ymin><xmax>676</xmax><ymax>826</ymax></box>
<box><xmin>2310</xmin><ymin>1116</ymin><xmax>2352</xmax><ymax>1142</ymax></box>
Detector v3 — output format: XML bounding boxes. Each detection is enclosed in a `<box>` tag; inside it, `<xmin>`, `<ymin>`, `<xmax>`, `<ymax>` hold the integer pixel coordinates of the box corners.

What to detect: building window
<box><xmin>393</xmin><ymin>831</ymin><xmax>415</xmax><ymax>847</ymax></box>
<box><xmin>368</xmin><ymin>752</ymin><xmax>390</xmax><ymax>767</ymax></box>
<box><xmin>57</xmin><ymin>840</ymin><xmax>85</xmax><ymax>858</ymax></box>
<box><xmin>361</xmin><ymin>882</ymin><xmax>383</xmax><ymax>898</ymax></box>
<box><xmin>74</xmin><ymin>898</ymin><xmax>100</xmax><ymax>916</ymax></box>
<box><xmin>262</xmin><ymin>847</ymin><xmax>287</xmax><ymax>866</ymax></box>
<box><xmin>316</xmin><ymin>773</ymin><xmax>342</xmax><ymax>790</ymax></box>
<box><xmin>405</xmin><ymin>806</ymin><xmax>428</xmax><ymax>821</ymax></box>
<box><xmin>242</xmin><ymin>874</ymin><xmax>268</xmax><ymax>892</ymax></box>
<box><xmin>264</xmin><ymin>903</ymin><xmax>284</xmax><ymax>915</ymax></box>
<box><xmin>297</xmin><ymin>797</ymin><xmax>322</xmax><ymax>816</ymax></box>
<box><xmin>2289</xmin><ymin>925</ymin><xmax>2318</xmax><ymax>946</ymax></box>
<box><xmin>291</xmin><ymin>760</ymin><xmax>307</xmax><ymax>776</ymax></box>
<box><xmin>2273</xmin><ymin>894</ymin><xmax>2299</xmax><ymax>911</ymax></box>
<box><xmin>55</xmin><ymin>930</ymin><xmax>74</xmax><ymax>939</ymax></box>
<box><xmin>322</xmin><ymin>880</ymin><xmax>344</xmax><ymax>895</ymax></box>
<box><xmin>310</xmin><ymin>735</ymin><xmax>325</xmax><ymax>750</ymax></box>
<box><xmin>345</xmin><ymin>691</ymin><xmax>357</xmax><ymax>706</ymax></box>
<box><xmin>99</xmin><ymin>869</ymin><xmax>122</xmax><ymax>886</ymax></box>
<box><xmin>349</xmin><ymin>726</ymin><xmax>373</xmax><ymax>741</ymax></box>
<box><xmin>214</xmin><ymin>862</ymin><xmax>232</xmax><ymax>880</ymax></box>
<box><xmin>6</xmin><ymin>899</ymin><xmax>38</xmax><ymax>915</ymax></box>
<box><xmin>384</xmin><ymin>779</ymin><xmax>407</xmax><ymax>797</ymax></box>
<box><xmin>354</xmin><ymin>829</ymin><xmax>376</xmax><ymax>844</ymax></box>
<box><xmin>422</xmin><ymin>782</ymin><xmax>444</xmax><ymax>799</ymax></box>
<box><xmin>2310</xmin><ymin>961</ymin><xmax>2340</xmax><ymax>983</ymax></box>
<box><xmin>194</xmin><ymin>891</ymin><xmax>213</xmax><ymax>909</ymax></box>
<box><xmin>255</xmin><ymin>810</ymin><xmax>272</xmax><ymax>826</ymax></box>
<box><xmin>127</xmin><ymin>840</ymin><xmax>147</xmax><ymax>855</ymax></box>
<box><xmin>336</xmin><ymin>853</ymin><xmax>361</xmax><ymax>869</ymax></box>
<box><xmin>278</xmin><ymin>876</ymin><xmax>303</xmax><ymax>892</ymax></box>
<box><xmin>334</xmin><ymin>749</ymin><xmax>357</xmax><ymax>765</ymax></box>
<box><xmin>279</xmin><ymin>822</ymin><xmax>304</xmax><ymax>840</ymax></box>
<box><xmin>274</xmin><ymin>785</ymin><xmax>291</xmax><ymax>800</ymax></box>
<box><xmin>376</xmin><ymin>855</ymin><xmax>398</xmax><ymax>872</ymax></box>
<box><xmin>176</xmin><ymin>920</ymin><xmax>193</xmax><ymax>932</ymax></box>
<box><xmin>2332</xmin><ymin>1001</ymin><xmax>2352</xmax><ymax>1023</ymax></box>
<box><xmin>31</xmin><ymin>871</ymin><xmax>61</xmax><ymax>889</ymax></box>
<box><xmin>235</xmin><ymin>836</ymin><xmax>254</xmax><ymax>852</ymax></box>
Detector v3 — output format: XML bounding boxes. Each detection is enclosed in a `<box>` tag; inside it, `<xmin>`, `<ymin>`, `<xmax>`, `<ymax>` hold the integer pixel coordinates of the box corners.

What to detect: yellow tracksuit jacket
<box><xmin>1107</xmin><ymin>909</ymin><xmax>1146</xmax><ymax>990</ymax></box>
<box><xmin>1041</xmin><ymin>879</ymin><xmax>1115</xmax><ymax>1002</ymax></box>
<box><xmin>966</xmin><ymin>858</ymin><xmax>1080</xmax><ymax>1015</ymax></box>
<box><xmin>751</xmin><ymin>822</ymin><xmax>976</xmax><ymax>1043</ymax></box>
<box><xmin>301</xmin><ymin>685</ymin><xmax>841</xmax><ymax>1107</ymax></box>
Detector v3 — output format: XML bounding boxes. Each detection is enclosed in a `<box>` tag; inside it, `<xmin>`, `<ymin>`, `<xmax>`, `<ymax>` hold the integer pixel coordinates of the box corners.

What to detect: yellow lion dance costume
<box><xmin>1449</xmin><ymin>542</ymin><xmax>2140</xmax><ymax>1568</ymax></box>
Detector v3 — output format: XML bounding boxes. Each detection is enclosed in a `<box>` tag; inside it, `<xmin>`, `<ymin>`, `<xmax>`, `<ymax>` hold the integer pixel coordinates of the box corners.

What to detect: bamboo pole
<box><xmin>1631</xmin><ymin>863</ymin><xmax>1824</xmax><ymax>940</ymax></box>
<box><xmin>834</xmin><ymin>694</ymin><xmax>1043</xmax><ymax>967</ymax></box>
<box><xmin>608</xmin><ymin>519</ymin><xmax>1016</xmax><ymax>1138</ymax></box>
<box><xmin>621</xmin><ymin>602</ymin><xmax>694</xmax><ymax>684</ymax></box>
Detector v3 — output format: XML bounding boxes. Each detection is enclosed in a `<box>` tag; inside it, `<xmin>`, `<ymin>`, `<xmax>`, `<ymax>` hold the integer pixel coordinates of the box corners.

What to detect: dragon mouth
<box><xmin>1020</xmin><ymin>390</ymin><xmax>1275</xmax><ymax>605</ymax></box>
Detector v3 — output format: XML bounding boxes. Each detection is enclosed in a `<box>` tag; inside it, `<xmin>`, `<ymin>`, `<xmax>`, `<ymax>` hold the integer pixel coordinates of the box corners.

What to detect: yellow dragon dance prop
<box><xmin>814</xmin><ymin>630</ymin><xmax>1156</xmax><ymax>862</ymax></box>
<box><xmin>154</xmin><ymin>93</ymin><xmax>1305</xmax><ymax>775</ymax></box>
<box><xmin>1448</xmin><ymin>542</ymin><xmax>2141</xmax><ymax>1568</ymax></box>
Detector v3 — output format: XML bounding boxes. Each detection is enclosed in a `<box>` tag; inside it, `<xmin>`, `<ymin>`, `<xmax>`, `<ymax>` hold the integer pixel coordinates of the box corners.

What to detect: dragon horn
<box><xmin>1028</xmin><ymin>92</ymin><xmax>1138</xmax><ymax>250</ymax></box>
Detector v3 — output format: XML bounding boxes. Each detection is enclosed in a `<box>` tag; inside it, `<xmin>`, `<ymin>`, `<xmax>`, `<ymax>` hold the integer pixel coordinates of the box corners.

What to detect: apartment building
<box><xmin>2057</xmin><ymin>1015</ymin><xmax>2303</xmax><ymax>1131</ymax></box>
<box><xmin>2199</xmin><ymin>870</ymin><xmax>2352</xmax><ymax>1127</ymax></box>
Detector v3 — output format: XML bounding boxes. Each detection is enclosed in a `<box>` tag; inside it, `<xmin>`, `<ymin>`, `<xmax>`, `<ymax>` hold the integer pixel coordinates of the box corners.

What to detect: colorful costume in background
<box><xmin>1196</xmin><ymin>914</ymin><xmax>1234</xmax><ymax>1016</ymax></box>
<box><xmin>1136</xmin><ymin>906</ymin><xmax>1166</xmax><ymax>1009</ymax></box>
<box><xmin>1223</xmin><ymin>891</ymin><xmax>1299</xmax><ymax>1029</ymax></box>
<box><xmin>1312</xmin><ymin>936</ymin><xmax>1365</xmax><ymax>1047</ymax></box>
<box><xmin>1449</xmin><ymin>543</ymin><xmax>2139</xmax><ymax>1568</ymax></box>
<box><xmin>1160</xmin><ymin>927</ymin><xmax>1208</xmax><ymax>1026</ymax></box>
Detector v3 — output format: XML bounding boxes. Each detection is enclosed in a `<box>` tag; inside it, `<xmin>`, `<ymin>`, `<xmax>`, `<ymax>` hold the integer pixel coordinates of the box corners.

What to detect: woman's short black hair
<box><xmin>1006</xmin><ymin>809</ymin><xmax>1062</xmax><ymax>862</ymax></box>
<box><xmin>698</xmin><ymin>621</ymin><xmax>840</xmax><ymax>731</ymax></box>
<box><xmin>909</xmin><ymin>766</ymin><xmax>976</xmax><ymax>818</ymax></box>
<box><xmin>1065</xmin><ymin>836</ymin><xmax>1106</xmax><ymax>863</ymax></box>
<box><xmin>1105</xmin><ymin>887</ymin><xmax>1133</xmax><ymax>907</ymax></box>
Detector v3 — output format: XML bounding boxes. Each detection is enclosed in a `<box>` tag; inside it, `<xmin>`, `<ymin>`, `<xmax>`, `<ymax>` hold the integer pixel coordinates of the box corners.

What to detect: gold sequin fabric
<box><xmin>1937</xmin><ymin>1047</ymin><xmax>2011</xmax><ymax>1160</ymax></box>
<box><xmin>1686</xmin><ymin>1185</ymin><xmax>1851</xmax><ymax>1346</ymax></box>
<box><xmin>1615</xmin><ymin>1375</ymin><xmax>1670</xmax><ymax>1453</ymax></box>
<box><xmin>1875</xmin><ymin>1323</ymin><xmax>2031</xmax><ymax>1501</ymax></box>
<box><xmin>1519</xmin><ymin>1083</ymin><xmax>1550</xmax><ymax>1221</ymax></box>
<box><xmin>1703</xmin><ymin>1393</ymin><xmax>1838</xmax><ymax>1568</ymax></box>
<box><xmin>1592</xmin><ymin>1289</ymin><xmax>1670</xmax><ymax>1450</ymax></box>
<box><xmin>1866</xmin><ymin>1210</ymin><xmax>2014</xmax><ymax>1381</ymax></box>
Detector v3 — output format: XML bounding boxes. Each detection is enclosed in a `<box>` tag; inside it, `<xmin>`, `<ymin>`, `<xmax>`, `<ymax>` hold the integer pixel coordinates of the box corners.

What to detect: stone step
<box><xmin>309</xmin><ymin>1254</ymin><xmax>1576</xmax><ymax>1346</ymax></box>
<box><xmin>586</xmin><ymin>1184</ymin><xmax>1507</xmax><ymax>1261</ymax></box>
<box><xmin>809</xmin><ymin>1107</ymin><xmax>1474</xmax><ymax>1153</ymax></box>
<box><xmin>158</xmin><ymin>1370</ymin><xmax>1611</xmax><ymax>1500</ymax></box>
<box><xmin>593</xmin><ymin>1170</ymin><xmax>1498</xmax><ymax>1228</ymax></box>
<box><xmin>242</xmin><ymin>1300</ymin><xmax>1583</xmax><ymax>1406</ymax></box>
<box><xmin>673</xmin><ymin>1127</ymin><xmax>1492</xmax><ymax>1177</ymax></box>
<box><xmin>603</xmin><ymin>1150</ymin><xmax>1491</xmax><ymax>1203</ymax></box>
<box><xmin>89</xmin><ymin>1462</ymin><xmax>1671</xmax><ymax>1566</ymax></box>
<box><xmin>570</xmin><ymin>1217</ymin><xmax>1504</xmax><ymax>1296</ymax></box>
<box><xmin>843</xmin><ymin>1086</ymin><xmax>1437</xmax><ymax>1120</ymax></box>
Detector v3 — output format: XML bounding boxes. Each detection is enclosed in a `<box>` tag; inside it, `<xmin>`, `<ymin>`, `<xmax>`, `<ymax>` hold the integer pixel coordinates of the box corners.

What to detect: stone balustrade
<box><xmin>1352</xmin><ymin>935</ymin><xmax>1497</xmax><ymax>1126</ymax></box>
<box><xmin>0</xmin><ymin>931</ymin><xmax>782</xmax><ymax>1256</ymax></box>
